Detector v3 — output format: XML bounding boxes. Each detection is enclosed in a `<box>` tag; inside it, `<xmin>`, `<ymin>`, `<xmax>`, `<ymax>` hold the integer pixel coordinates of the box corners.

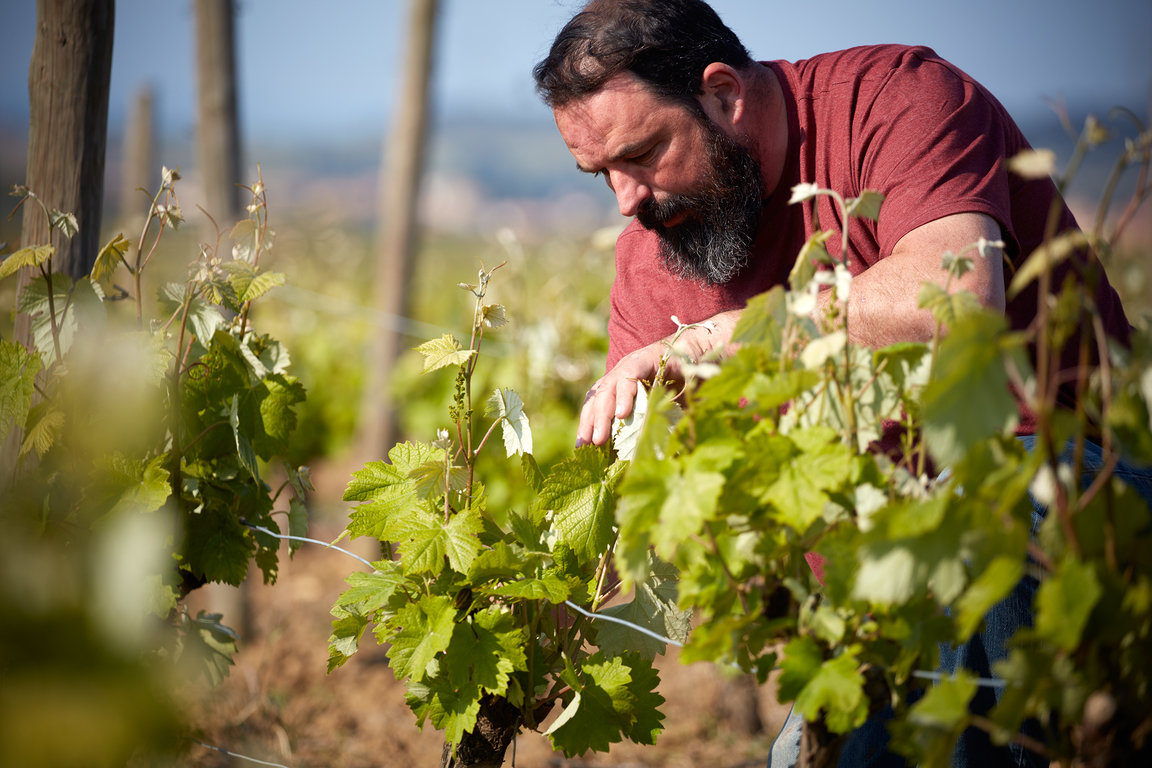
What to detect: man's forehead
<box><xmin>554</xmin><ymin>74</ymin><xmax>676</xmax><ymax>160</ymax></box>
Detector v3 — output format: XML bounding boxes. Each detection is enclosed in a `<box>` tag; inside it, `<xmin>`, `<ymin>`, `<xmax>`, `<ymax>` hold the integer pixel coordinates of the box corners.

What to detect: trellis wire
<box><xmin>193</xmin><ymin>739</ymin><xmax>290</xmax><ymax>767</ymax></box>
<box><xmin>251</xmin><ymin>525</ymin><xmax>1010</xmax><ymax>689</ymax></box>
<box><xmin>243</xmin><ymin>521</ymin><xmax>375</xmax><ymax>568</ymax></box>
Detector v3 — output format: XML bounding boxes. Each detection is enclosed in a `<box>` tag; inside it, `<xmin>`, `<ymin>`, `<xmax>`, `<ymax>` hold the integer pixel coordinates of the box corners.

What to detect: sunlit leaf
<box><xmin>49</xmin><ymin>209</ymin><xmax>79</xmax><ymax>238</ymax></box>
<box><xmin>546</xmin><ymin>654</ymin><xmax>664</xmax><ymax>757</ymax></box>
<box><xmin>0</xmin><ymin>339</ymin><xmax>40</xmax><ymax>445</ymax></box>
<box><xmin>416</xmin><ymin>334</ymin><xmax>475</xmax><ymax>373</ymax></box>
<box><xmin>1007</xmin><ymin>148</ymin><xmax>1056</xmax><ymax>179</ymax></box>
<box><xmin>1032</xmin><ymin>557</ymin><xmax>1101</xmax><ymax>652</ymax></box>
<box><xmin>612</xmin><ymin>383</ymin><xmax>648</xmax><ymax>461</ymax></box>
<box><xmin>793</xmin><ymin>652</ymin><xmax>868</xmax><ymax>734</ymax></box>
<box><xmin>921</xmin><ymin>311</ymin><xmax>1019</xmax><ymax>466</ymax></box>
<box><xmin>788</xmin><ymin>182</ymin><xmax>822</xmax><ymax>205</ymax></box>
<box><xmin>92</xmin><ymin>233</ymin><xmax>131</xmax><ymax>282</ymax></box>
<box><xmin>492</xmin><ymin>573</ymin><xmax>572</xmax><ymax>603</ymax></box>
<box><xmin>789</xmin><ymin>230</ymin><xmax>833</xmax><ymax>291</ymax></box>
<box><xmin>543</xmin><ymin>446</ymin><xmax>617</xmax><ymax>563</ymax></box>
<box><xmin>19</xmin><ymin>402</ymin><xmax>63</xmax><ymax>458</ymax></box>
<box><xmin>0</xmin><ymin>244</ymin><xmax>53</xmax><ymax>281</ymax></box>
<box><xmin>482</xmin><ymin>303</ymin><xmax>508</xmax><ymax>328</ymax></box>
<box><xmin>845</xmin><ymin>189</ymin><xmax>884</xmax><ymax>221</ymax></box>
<box><xmin>487</xmin><ymin>387</ymin><xmax>533</xmax><ymax>456</ymax></box>
<box><xmin>1007</xmin><ymin>230</ymin><xmax>1091</xmax><ymax>299</ymax></box>
<box><xmin>384</xmin><ymin>594</ymin><xmax>457</xmax><ymax>682</ymax></box>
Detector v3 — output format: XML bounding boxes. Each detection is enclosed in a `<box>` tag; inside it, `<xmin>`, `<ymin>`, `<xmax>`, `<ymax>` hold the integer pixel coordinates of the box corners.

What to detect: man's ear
<box><xmin>698</xmin><ymin>62</ymin><xmax>746</xmax><ymax>126</ymax></box>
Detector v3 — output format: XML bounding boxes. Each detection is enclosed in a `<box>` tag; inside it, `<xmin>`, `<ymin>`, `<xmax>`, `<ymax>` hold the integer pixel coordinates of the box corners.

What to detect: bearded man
<box><xmin>533</xmin><ymin>1</ymin><xmax>1140</xmax><ymax>767</ymax></box>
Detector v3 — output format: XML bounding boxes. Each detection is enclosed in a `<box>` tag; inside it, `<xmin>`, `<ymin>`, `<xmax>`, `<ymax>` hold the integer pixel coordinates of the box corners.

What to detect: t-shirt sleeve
<box><xmin>855</xmin><ymin>50</ymin><xmax>1018</xmax><ymax>257</ymax></box>
<box><xmin>606</xmin><ymin>223</ymin><xmax>670</xmax><ymax>371</ymax></box>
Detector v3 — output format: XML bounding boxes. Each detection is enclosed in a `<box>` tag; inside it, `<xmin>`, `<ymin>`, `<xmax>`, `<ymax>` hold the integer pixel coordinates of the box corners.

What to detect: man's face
<box><xmin>554</xmin><ymin>72</ymin><xmax>765</xmax><ymax>285</ymax></box>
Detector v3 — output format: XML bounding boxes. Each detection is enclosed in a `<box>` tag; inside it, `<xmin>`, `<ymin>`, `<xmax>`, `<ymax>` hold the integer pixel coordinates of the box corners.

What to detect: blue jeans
<box><xmin>769</xmin><ymin>437</ymin><xmax>1152</xmax><ymax>767</ymax></box>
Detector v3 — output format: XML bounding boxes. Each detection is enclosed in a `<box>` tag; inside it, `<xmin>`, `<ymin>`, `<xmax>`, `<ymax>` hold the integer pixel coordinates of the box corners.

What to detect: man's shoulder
<box><xmin>780</xmin><ymin>44</ymin><xmax>959</xmax><ymax>87</ymax></box>
<box><xmin>790</xmin><ymin>43</ymin><xmax>944</xmax><ymax>70</ymax></box>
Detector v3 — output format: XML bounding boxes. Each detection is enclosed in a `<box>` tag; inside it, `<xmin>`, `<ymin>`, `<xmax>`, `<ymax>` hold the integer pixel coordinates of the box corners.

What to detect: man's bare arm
<box><xmin>818</xmin><ymin>212</ymin><xmax>1006</xmax><ymax>346</ymax></box>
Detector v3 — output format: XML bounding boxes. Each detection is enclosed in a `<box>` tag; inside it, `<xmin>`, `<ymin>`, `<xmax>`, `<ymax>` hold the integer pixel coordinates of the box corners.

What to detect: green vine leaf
<box><xmin>596</xmin><ymin>554</ymin><xmax>690</xmax><ymax>659</ymax></box>
<box><xmin>159</xmin><ymin>282</ymin><xmax>225</xmax><ymax>345</ymax></box>
<box><xmin>222</xmin><ymin>260</ymin><xmax>286</xmax><ymax>304</ymax></box>
<box><xmin>541</xmin><ymin>446</ymin><xmax>617</xmax><ymax>564</ymax></box>
<box><xmin>1007</xmin><ymin>230</ymin><xmax>1091</xmax><ymax>299</ymax></box>
<box><xmin>19</xmin><ymin>401</ymin><xmax>63</xmax><ymax>458</ymax></box>
<box><xmin>405</xmin><ymin>674</ymin><xmax>482</xmax><ymax>749</ymax></box>
<box><xmin>183</xmin><ymin>504</ymin><xmax>256</xmax><ymax>586</ymax></box>
<box><xmin>183</xmin><ymin>611</ymin><xmax>239</xmax><ymax>685</ymax></box>
<box><xmin>229</xmin><ymin>394</ymin><xmax>261</xmax><ymax>481</ymax></box>
<box><xmin>1031</xmin><ymin>557</ymin><xmax>1102</xmax><ymax>652</ymax></box>
<box><xmin>443</xmin><ymin>607</ymin><xmax>526</xmax><ymax>697</ymax></box>
<box><xmin>921</xmin><ymin>311</ymin><xmax>1022</xmax><ymax>467</ymax></box>
<box><xmin>328</xmin><ymin>565</ymin><xmax>409</xmax><ymax>671</ymax></box>
<box><xmin>730</xmin><ymin>285</ymin><xmax>786</xmax><ymax>347</ymax></box>
<box><xmin>789</xmin><ymin>230</ymin><xmax>833</xmax><ymax>291</ymax></box>
<box><xmin>0</xmin><ymin>338</ymin><xmax>40</xmax><ymax>445</ymax></box>
<box><xmin>844</xmin><ymin>190</ymin><xmax>884</xmax><ymax>221</ymax></box>
<box><xmin>777</xmin><ymin>635</ymin><xmax>824</xmax><ymax>702</ymax></box>
<box><xmin>416</xmin><ymin>333</ymin><xmax>475</xmax><ymax>373</ymax></box>
<box><xmin>954</xmin><ymin>556</ymin><xmax>1024</xmax><ymax>639</ymax></box>
<box><xmin>0</xmin><ymin>244</ymin><xmax>54</xmax><ymax>281</ymax></box>
<box><xmin>794</xmin><ymin>652</ymin><xmax>868</xmax><ymax>735</ymax></box>
<box><xmin>762</xmin><ymin>430</ymin><xmax>854</xmax><ymax>533</ymax></box>
<box><xmin>328</xmin><ymin>605</ymin><xmax>372</xmax><ymax>672</ymax></box>
<box><xmin>389</xmin><ymin>506</ymin><xmax>483</xmax><ymax>576</ymax></box>
<box><xmin>546</xmin><ymin>654</ymin><xmax>663</xmax><ymax>756</ymax></box>
<box><xmin>92</xmin><ymin>233</ymin><xmax>131</xmax><ymax>282</ymax></box>
<box><xmin>287</xmin><ymin>497</ymin><xmax>308</xmax><ymax>553</ymax></box>
<box><xmin>344</xmin><ymin>442</ymin><xmax>441</xmax><ymax>540</ymax></box>
<box><xmin>487</xmin><ymin>387</ymin><xmax>533</xmax><ymax>457</ymax></box>
<box><xmin>492</xmin><ymin>572</ymin><xmax>572</xmax><ymax>603</ymax></box>
<box><xmin>891</xmin><ymin>672</ymin><xmax>977</xmax><ymax>765</ymax></box>
<box><xmin>384</xmin><ymin>594</ymin><xmax>457</xmax><ymax>682</ymax></box>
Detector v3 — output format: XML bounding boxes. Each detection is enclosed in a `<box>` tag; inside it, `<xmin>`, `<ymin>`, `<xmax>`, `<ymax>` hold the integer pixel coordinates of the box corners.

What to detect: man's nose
<box><xmin>610</xmin><ymin>171</ymin><xmax>651</xmax><ymax>218</ymax></box>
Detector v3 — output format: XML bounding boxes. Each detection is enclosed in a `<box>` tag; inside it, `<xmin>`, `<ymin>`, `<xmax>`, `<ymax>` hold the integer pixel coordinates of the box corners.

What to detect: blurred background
<box><xmin>0</xmin><ymin>1</ymin><xmax>1149</xmax><ymax>766</ymax></box>
<box><xmin>3</xmin><ymin>0</ymin><xmax>1150</xmax><ymax>238</ymax></box>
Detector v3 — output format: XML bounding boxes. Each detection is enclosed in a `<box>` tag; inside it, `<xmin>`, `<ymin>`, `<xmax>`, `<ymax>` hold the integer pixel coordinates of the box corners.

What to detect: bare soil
<box><xmin>178</xmin><ymin>464</ymin><xmax>790</xmax><ymax>768</ymax></box>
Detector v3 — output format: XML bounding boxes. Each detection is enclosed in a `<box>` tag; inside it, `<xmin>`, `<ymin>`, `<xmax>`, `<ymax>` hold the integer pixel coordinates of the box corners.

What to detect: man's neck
<box><xmin>738</xmin><ymin>62</ymin><xmax>789</xmax><ymax>198</ymax></box>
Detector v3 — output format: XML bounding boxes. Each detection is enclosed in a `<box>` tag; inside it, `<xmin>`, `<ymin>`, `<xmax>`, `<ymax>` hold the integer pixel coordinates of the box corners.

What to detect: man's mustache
<box><xmin>636</xmin><ymin>194</ymin><xmax>697</xmax><ymax>231</ymax></box>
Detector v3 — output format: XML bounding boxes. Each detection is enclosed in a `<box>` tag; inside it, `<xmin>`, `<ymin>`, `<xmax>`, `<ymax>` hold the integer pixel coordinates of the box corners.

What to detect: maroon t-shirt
<box><xmin>606</xmin><ymin>45</ymin><xmax>1132</xmax><ymax>428</ymax></box>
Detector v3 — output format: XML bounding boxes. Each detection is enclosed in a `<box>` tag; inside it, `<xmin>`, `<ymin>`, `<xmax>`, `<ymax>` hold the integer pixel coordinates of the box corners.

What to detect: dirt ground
<box><xmin>178</xmin><ymin>463</ymin><xmax>791</xmax><ymax>768</ymax></box>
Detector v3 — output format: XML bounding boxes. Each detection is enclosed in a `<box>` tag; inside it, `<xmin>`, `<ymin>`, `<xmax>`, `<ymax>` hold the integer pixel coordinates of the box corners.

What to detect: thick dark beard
<box><xmin>636</xmin><ymin>118</ymin><xmax>765</xmax><ymax>286</ymax></box>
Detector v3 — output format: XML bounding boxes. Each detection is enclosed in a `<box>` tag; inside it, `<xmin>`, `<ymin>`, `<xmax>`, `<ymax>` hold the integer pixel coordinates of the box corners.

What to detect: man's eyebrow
<box><xmin>575</xmin><ymin>140</ymin><xmax>653</xmax><ymax>174</ymax></box>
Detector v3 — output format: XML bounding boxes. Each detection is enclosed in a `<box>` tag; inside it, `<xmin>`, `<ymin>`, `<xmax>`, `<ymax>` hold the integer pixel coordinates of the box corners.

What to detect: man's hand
<box><xmin>577</xmin><ymin>342</ymin><xmax>663</xmax><ymax>447</ymax></box>
<box><xmin>576</xmin><ymin>309</ymin><xmax>742</xmax><ymax>447</ymax></box>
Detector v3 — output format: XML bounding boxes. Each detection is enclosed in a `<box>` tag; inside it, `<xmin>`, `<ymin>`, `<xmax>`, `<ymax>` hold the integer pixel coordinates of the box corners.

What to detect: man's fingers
<box><xmin>575</xmin><ymin>377</ymin><xmax>642</xmax><ymax>447</ymax></box>
<box><xmin>577</xmin><ymin>345</ymin><xmax>661</xmax><ymax>447</ymax></box>
<box><xmin>576</xmin><ymin>384</ymin><xmax>604</xmax><ymax>446</ymax></box>
<box><xmin>614</xmin><ymin>377</ymin><xmax>639</xmax><ymax>419</ymax></box>
<box><xmin>590</xmin><ymin>384</ymin><xmax>619</xmax><ymax>446</ymax></box>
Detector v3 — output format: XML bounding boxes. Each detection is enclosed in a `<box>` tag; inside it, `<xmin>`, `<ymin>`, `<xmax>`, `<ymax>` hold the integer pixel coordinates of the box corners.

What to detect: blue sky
<box><xmin>0</xmin><ymin>0</ymin><xmax>1149</xmax><ymax>143</ymax></box>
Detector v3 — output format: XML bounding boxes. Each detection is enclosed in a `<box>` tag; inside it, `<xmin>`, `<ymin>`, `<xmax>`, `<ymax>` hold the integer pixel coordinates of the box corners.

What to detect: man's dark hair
<box><xmin>533</xmin><ymin>0</ymin><xmax>753</xmax><ymax>109</ymax></box>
